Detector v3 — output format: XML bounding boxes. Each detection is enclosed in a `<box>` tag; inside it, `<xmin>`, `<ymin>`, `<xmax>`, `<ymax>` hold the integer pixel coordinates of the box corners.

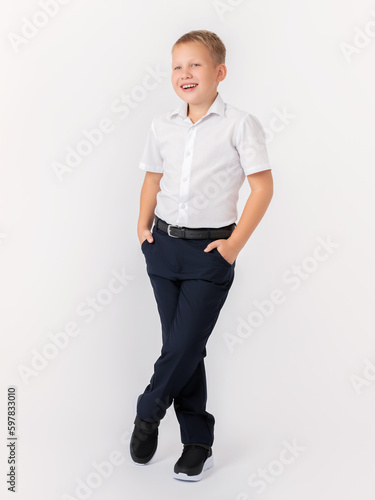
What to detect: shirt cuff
<box><xmin>242</xmin><ymin>163</ymin><xmax>272</xmax><ymax>176</ymax></box>
<box><xmin>138</xmin><ymin>162</ymin><xmax>164</xmax><ymax>173</ymax></box>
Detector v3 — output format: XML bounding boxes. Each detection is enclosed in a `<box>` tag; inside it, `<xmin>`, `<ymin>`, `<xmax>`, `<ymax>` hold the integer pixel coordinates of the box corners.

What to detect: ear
<box><xmin>216</xmin><ymin>63</ymin><xmax>227</xmax><ymax>83</ymax></box>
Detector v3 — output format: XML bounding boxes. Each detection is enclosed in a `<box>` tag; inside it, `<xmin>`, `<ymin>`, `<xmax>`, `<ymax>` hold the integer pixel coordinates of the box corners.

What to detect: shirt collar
<box><xmin>168</xmin><ymin>92</ymin><xmax>225</xmax><ymax>120</ymax></box>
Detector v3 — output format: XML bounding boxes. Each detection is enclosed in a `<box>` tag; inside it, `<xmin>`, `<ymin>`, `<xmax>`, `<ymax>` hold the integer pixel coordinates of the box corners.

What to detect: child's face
<box><xmin>171</xmin><ymin>42</ymin><xmax>226</xmax><ymax>106</ymax></box>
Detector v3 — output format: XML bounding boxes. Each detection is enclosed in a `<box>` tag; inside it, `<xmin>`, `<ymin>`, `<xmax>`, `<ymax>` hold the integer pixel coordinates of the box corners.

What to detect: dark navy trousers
<box><xmin>137</xmin><ymin>221</ymin><xmax>235</xmax><ymax>447</ymax></box>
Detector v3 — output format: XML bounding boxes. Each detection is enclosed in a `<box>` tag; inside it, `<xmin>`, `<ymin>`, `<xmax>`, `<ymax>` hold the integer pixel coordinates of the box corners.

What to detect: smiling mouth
<box><xmin>181</xmin><ymin>83</ymin><xmax>198</xmax><ymax>90</ymax></box>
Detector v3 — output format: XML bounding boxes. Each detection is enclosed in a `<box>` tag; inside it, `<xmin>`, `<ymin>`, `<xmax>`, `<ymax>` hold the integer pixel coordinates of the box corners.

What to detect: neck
<box><xmin>187</xmin><ymin>92</ymin><xmax>218</xmax><ymax>121</ymax></box>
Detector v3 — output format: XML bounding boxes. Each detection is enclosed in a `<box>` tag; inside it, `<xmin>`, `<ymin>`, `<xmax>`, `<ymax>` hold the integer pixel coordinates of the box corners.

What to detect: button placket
<box><xmin>176</xmin><ymin>125</ymin><xmax>196</xmax><ymax>226</ymax></box>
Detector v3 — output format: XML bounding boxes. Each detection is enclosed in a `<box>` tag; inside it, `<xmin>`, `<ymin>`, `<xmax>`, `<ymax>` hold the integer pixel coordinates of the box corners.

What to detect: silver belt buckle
<box><xmin>167</xmin><ymin>224</ymin><xmax>180</xmax><ymax>238</ymax></box>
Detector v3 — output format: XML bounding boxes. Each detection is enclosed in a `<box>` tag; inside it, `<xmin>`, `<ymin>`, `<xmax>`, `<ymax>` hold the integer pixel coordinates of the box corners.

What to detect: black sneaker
<box><xmin>130</xmin><ymin>396</ymin><xmax>160</xmax><ymax>465</ymax></box>
<box><xmin>173</xmin><ymin>444</ymin><xmax>213</xmax><ymax>481</ymax></box>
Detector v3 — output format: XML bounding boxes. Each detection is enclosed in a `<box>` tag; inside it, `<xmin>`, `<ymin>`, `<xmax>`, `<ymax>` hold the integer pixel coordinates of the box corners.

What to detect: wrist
<box><xmin>226</xmin><ymin>234</ymin><xmax>244</xmax><ymax>255</ymax></box>
<box><xmin>138</xmin><ymin>219</ymin><xmax>152</xmax><ymax>234</ymax></box>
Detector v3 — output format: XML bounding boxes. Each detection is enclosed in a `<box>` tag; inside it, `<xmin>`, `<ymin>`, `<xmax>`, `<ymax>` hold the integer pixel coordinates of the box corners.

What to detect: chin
<box><xmin>178</xmin><ymin>93</ymin><xmax>195</xmax><ymax>102</ymax></box>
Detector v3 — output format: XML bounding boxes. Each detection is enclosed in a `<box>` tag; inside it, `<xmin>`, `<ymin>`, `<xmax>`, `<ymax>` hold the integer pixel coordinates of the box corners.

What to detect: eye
<box><xmin>174</xmin><ymin>66</ymin><xmax>181</xmax><ymax>70</ymax></box>
<box><xmin>192</xmin><ymin>63</ymin><xmax>199</xmax><ymax>67</ymax></box>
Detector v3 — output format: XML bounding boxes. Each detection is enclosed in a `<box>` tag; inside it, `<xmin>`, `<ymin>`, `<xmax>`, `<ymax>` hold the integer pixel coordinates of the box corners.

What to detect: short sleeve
<box><xmin>235</xmin><ymin>114</ymin><xmax>272</xmax><ymax>176</ymax></box>
<box><xmin>138</xmin><ymin>119</ymin><xmax>164</xmax><ymax>173</ymax></box>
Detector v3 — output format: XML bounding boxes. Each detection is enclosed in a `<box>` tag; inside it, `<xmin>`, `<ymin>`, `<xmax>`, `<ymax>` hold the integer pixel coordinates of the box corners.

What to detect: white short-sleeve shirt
<box><xmin>138</xmin><ymin>92</ymin><xmax>272</xmax><ymax>228</ymax></box>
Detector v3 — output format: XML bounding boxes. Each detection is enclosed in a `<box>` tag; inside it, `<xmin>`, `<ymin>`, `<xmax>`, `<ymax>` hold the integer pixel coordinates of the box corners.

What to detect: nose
<box><xmin>181</xmin><ymin>67</ymin><xmax>192</xmax><ymax>79</ymax></box>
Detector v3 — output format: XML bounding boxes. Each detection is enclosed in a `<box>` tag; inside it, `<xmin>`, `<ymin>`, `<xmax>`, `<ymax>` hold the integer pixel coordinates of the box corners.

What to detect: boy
<box><xmin>130</xmin><ymin>30</ymin><xmax>273</xmax><ymax>481</ymax></box>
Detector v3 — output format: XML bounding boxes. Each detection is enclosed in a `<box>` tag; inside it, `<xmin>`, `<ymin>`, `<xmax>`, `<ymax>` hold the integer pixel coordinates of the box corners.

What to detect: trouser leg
<box><xmin>138</xmin><ymin>272</ymin><xmax>215</xmax><ymax>444</ymax></box>
<box><xmin>136</xmin><ymin>275</ymin><xmax>181</xmax><ymax>421</ymax></box>
<box><xmin>173</xmin><ymin>358</ymin><xmax>215</xmax><ymax>446</ymax></box>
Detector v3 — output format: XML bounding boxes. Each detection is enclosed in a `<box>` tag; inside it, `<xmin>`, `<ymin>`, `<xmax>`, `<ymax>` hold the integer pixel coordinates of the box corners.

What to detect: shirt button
<box><xmin>186</xmin><ymin>152</ymin><xmax>191</xmax><ymax>156</ymax></box>
<box><xmin>182</xmin><ymin>177</ymin><xmax>187</xmax><ymax>181</ymax></box>
<box><xmin>181</xmin><ymin>204</ymin><xmax>186</xmax><ymax>209</ymax></box>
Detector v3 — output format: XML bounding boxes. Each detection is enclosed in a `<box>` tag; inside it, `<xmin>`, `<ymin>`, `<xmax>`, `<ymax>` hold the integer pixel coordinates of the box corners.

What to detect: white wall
<box><xmin>1</xmin><ymin>0</ymin><xmax>374</xmax><ymax>499</ymax></box>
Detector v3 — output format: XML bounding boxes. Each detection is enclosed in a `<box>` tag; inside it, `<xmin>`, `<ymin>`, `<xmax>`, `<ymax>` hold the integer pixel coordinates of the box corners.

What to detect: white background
<box><xmin>1</xmin><ymin>0</ymin><xmax>375</xmax><ymax>499</ymax></box>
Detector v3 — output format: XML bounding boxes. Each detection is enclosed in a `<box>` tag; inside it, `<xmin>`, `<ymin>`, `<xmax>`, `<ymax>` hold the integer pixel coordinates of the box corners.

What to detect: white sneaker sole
<box><xmin>173</xmin><ymin>455</ymin><xmax>214</xmax><ymax>481</ymax></box>
<box><xmin>130</xmin><ymin>451</ymin><xmax>155</xmax><ymax>466</ymax></box>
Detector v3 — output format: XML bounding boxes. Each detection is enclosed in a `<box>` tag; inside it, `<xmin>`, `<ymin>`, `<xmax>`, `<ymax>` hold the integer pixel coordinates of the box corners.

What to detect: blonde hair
<box><xmin>172</xmin><ymin>30</ymin><xmax>226</xmax><ymax>66</ymax></box>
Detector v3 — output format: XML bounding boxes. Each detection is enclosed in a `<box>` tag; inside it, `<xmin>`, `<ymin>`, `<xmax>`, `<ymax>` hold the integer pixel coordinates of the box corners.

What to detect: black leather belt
<box><xmin>154</xmin><ymin>216</ymin><xmax>236</xmax><ymax>240</ymax></box>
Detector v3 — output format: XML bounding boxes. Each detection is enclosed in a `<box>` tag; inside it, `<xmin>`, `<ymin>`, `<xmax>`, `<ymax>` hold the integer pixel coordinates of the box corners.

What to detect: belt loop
<box><xmin>208</xmin><ymin>228</ymin><xmax>211</xmax><ymax>239</ymax></box>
